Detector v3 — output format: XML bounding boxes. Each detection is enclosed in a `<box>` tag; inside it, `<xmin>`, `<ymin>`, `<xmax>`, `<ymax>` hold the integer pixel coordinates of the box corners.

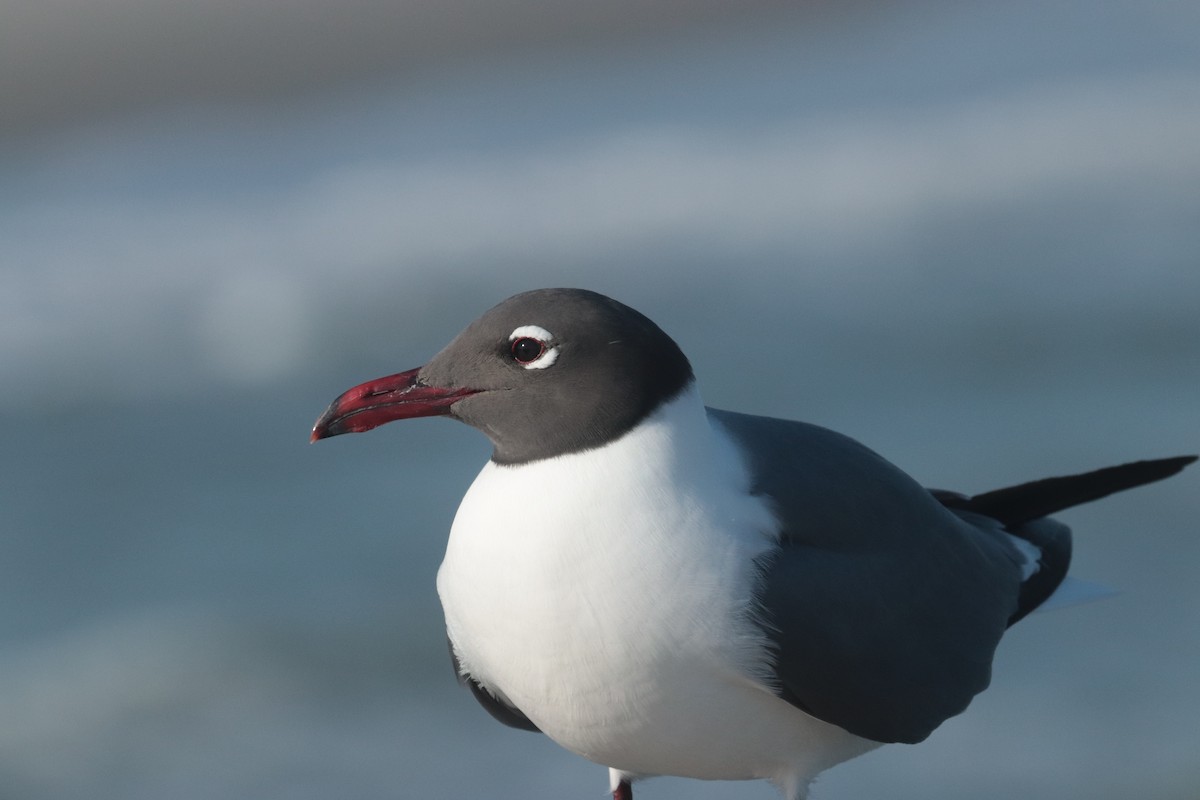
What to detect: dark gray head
<box><xmin>311</xmin><ymin>289</ymin><xmax>694</xmax><ymax>464</ymax></box>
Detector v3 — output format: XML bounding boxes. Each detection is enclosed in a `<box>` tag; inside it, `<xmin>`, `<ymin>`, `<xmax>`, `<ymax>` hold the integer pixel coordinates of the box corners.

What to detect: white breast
<box><xmin>436</xmin><ymin>387</ymin><xmax>876</xmax><ymax>787</ymax></box>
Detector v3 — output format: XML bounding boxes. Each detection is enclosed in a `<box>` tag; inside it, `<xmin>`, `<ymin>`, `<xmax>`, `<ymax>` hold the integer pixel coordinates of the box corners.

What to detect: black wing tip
<box><xmin>1106</xmin><ymin>454</ymin><xmax>1199</xmax><ymax>490</ymax></box>
<box><xmin>1151</xmin><ymin>454</ymin><xmax>1198</xmax><ymax>473</ymax></box>
<box><xmin>1058</xmin><ymin>454</ymin><xmax>1197</xmax><ymax>482</ymax></box>
<box><xmin>1108</xmin><ymin>453</ymin><xmax>1198</xmax><ymax>480</ymax></box>
<box><xmin>948</xmin><ymin>453</ymin><xmax>1197</xmax><ymax>528</ymax></box>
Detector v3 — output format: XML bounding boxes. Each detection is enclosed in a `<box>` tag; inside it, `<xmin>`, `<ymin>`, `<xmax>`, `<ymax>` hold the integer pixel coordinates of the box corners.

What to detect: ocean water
<box><xmin>2</xmin><ymin>1</ymin><xmax>1198</xmax><ymax>798</ymax></box>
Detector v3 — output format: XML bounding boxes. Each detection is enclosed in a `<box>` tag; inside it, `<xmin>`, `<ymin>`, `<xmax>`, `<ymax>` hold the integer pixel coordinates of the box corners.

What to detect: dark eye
<box><xmin>511</xmin><ymin>337</ymin><xmax>546</xmax><ymax>364</ymax></box>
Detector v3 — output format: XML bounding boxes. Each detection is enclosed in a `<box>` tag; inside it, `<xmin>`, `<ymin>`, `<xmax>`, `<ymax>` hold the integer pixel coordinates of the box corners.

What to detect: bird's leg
<box><xmin>613</xmin><ymin>779</ymin><xmax>633</xmax><ymax>800</ymax></box>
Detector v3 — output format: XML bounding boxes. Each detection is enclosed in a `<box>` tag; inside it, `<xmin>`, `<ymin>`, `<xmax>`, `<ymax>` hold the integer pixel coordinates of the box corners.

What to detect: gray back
<box><xmin>711</xmin><ymin>409</ymin><xmax>1025</xmax><ymax>744</ymax></box>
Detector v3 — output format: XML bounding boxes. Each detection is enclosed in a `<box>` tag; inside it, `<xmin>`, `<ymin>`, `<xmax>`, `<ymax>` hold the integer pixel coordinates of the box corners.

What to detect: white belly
<box><xmin>435</xmin><ymin>390</ymin><xmax>877</xmax><ymax>786</ymax></box>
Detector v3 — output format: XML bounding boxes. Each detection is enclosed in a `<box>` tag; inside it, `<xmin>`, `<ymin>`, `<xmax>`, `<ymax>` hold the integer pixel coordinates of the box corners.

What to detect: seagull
<box><xmin>311</xmin><ymin>288</ymin><xmax>1194</xmax><ymax>800</ymax></box>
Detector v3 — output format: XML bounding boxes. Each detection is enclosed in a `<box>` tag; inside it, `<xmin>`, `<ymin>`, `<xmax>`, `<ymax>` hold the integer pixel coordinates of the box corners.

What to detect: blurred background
<box><xmin>2</xmin><ymin>1</ymin><xmax>1198</xmax><ymax>798</ymax></box>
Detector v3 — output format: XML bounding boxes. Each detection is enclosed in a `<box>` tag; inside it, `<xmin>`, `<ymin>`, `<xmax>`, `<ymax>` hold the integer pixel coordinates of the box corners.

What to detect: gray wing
<box><xmin>710</xmin><ymin>409</ymin><xmax>1025</xmax><ymax>745</ymax></box>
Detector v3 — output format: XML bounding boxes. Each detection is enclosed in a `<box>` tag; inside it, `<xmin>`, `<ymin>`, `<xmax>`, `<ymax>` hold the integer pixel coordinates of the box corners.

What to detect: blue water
<box><xmin>2</xmin><ymin>2</ymin><xmax>1198</xmax><ymax>798</ymax></box>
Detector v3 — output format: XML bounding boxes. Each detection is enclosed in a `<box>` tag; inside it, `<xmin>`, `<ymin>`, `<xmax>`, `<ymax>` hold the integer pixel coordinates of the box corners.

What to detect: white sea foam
<box><xmin>1</xmin><ymin>73</ymin><xmax>1198</xmax><ymax>408</ymax></box>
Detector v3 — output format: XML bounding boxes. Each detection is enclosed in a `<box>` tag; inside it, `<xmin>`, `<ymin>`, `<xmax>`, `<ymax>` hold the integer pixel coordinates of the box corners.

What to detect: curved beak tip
<box><xmin>309</xmin><ymin>366</ymin><xmax>477</xmax><ymax>443</ymax></box>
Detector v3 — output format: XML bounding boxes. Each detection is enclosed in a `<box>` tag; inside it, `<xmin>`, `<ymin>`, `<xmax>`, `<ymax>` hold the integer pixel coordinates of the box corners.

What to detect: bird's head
<box><xmin>311</xmin><ymin>288</ymin><xmax>693</xmax><ymax>464</ymax></box>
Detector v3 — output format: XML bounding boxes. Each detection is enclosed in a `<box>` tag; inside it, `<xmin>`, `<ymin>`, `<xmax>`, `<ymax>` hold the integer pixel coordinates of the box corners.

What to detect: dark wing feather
<box><xmin>448</xmin><ymin>638</ymin><xmax>541</xmax><ymax>732</ymax></box>
<box><xmin>954</xmin><ymin>456</ymin><xmax>1197</xmax><ymax>527</ymax></box>
<box><xmin>711</xmin><ymin>409</ymin><xmax>1024</xmax><ymax>744</ymax></box>
<box><xmin>717</xmin><ymin>403</ymin><xmax>1195</xmax><ymax>745</ymax></box>
<box><xmin>933</xmin><ymin>455</ymin><xmax>1195</xmax><ymax>624</ymax></box>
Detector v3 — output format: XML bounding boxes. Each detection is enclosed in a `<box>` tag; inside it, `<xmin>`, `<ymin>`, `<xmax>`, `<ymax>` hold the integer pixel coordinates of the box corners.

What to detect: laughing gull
<box><xmin>312</xmin><ymin>288</ymin><xmax>1194</xmax><ymax>800</ymax></box>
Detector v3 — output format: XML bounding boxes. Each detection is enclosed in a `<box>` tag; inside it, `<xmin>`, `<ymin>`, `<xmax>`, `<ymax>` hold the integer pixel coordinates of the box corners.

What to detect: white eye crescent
<box><xmin>509</xmin><ymin>325</ymin><xmax>559</xmax><ymax>369</ymax></box>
